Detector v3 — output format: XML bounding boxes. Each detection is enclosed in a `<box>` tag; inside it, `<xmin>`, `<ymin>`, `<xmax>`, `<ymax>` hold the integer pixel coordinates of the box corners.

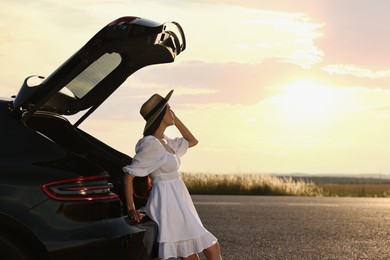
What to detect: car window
<box><xmin>60</xmin><ymin>52</ymin><xmax>122</xmax><ymax>98</ymax></box>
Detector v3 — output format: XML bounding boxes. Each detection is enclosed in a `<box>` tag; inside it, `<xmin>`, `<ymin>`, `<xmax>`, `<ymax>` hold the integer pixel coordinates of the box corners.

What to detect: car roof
<box><xmin>13</xmin><ymin>16</ymin><xmax>185</xmax><ymax>126</ymax></box>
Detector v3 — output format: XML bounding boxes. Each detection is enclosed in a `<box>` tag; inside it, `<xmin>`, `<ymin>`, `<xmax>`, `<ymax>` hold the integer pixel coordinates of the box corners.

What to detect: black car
<box><xmin>0</xmin><ymin>16</ymin><xmax>185</xmax><ymax>260</ymax></box>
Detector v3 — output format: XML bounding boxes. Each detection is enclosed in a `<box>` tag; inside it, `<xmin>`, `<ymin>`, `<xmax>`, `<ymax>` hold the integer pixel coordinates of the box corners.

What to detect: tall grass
<box><xmin>180</xmin><ymin>173</ymin><xmax>323</xmax><ymax>196</ymax></box>
<box><xmin>318</xmin><ymin>183</ymin><xmax>390</xmax><ymax>197</ymax></box>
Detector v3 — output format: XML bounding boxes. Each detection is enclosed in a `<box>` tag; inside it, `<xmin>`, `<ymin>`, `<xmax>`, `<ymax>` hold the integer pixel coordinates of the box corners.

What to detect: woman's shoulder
<box><xmin>137</xmin><ymin>135</ymin><xmax>159</xmax><ymax>143</ymax></box>
<box><xmin>136</xmin><ymin>135</ymin><xmax>163</xmax><ymax>151</ymax></box>
<box><xmin>142</xmin><ymin>135</ymin><xmax>159</xmax><ymax>142</ymax></box>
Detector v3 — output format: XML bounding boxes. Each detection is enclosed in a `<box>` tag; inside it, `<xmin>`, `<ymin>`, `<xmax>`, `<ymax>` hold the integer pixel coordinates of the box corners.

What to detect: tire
<box><xmin>0</xmin><ymin>233</ymin><xmax>32</xmax><ymax>260</ymax></box>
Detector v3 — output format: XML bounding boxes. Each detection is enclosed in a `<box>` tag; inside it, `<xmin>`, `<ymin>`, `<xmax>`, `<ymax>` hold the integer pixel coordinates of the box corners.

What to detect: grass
<box><xmin>180</xmin><ymin>173</ymin><xmax>390</xmax><ymax>197</ymax></box>
<box><xmin>318</xmin><ymin>183</ymin><xmax>390</xmax><ymax>197</ymax></box>
<box><xmin>180</xmin><ymin>173</ymin><xmax>323</xmax><ymax>196</ymax></box>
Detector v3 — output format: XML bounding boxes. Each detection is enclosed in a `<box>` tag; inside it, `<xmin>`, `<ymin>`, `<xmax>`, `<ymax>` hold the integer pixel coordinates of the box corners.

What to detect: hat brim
<box><xmin>143</xmin><ymin>90</ymin><xmax>174</xmax><ymax>134</ymax></box>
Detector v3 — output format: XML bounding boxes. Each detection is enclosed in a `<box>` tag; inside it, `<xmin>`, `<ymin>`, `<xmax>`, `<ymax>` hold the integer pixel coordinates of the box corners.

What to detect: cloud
<box><xmin>190</xmin><ymin>0</ymin><xmax>390</xmax><ymax>69</ymax></box>
<box><xmin>123</xmin><ymin>58</ymin><xmax>390</xmax><ymax>109</ymax></box>
<box><xmin>125</xmin><ymin>60</ymin><xmax>289</xmax><ymax>105</ymax></box>
<box><xmin>314</xmin><ymin>0</ymin><xmax>390</xmax><ymax>69</ymax></box>
<box><xmin>323</xmin><ymin>65</ymin><xmax>390</xmax><ymax>79</ymax></box>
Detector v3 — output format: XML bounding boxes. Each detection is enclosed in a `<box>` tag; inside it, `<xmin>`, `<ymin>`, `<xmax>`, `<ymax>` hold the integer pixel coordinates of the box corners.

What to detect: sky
<box><xmin>1</xmin><ymin>0</ymin><xmax>390</xmax><ymax>175</ymax></box>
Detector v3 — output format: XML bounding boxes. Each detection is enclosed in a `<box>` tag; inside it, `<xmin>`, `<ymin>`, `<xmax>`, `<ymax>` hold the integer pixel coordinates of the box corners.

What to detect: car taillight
<box><xmin>41</xmin><ymin>174</ymin><xmax>118</xmax><ymax>201</ymax></box>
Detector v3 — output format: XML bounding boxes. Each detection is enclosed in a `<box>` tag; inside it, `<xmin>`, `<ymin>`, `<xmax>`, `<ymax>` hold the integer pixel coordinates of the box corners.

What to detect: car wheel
<box><xmin>0</xmin><ymin>234</ymin><xmax>33</xmax><ymax>260</ymax></box>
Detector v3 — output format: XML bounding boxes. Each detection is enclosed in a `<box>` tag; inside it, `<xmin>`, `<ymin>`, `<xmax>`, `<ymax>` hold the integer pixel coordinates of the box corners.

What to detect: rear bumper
<box><xmin>125</xmin><ymin>216</ymin><xmax>159</xmax><ymax>258</ymax></box>
<box><xmin>49</xmin><ymin>229</ymin><xmax>147</xmax><ymax>260</ymax></box>
<box><xmin>48</xmin><ymin>218</ymin><xmax>160</xmax><ymax>260</ymax></box>
<box><xmin>17</xmin><ymin>204</ymin><xmax>152</xmax><ymax>260</ymax></box>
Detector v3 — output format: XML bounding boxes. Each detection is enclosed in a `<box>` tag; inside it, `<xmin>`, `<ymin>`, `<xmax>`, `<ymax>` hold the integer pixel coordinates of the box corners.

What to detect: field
<box><xmin>181</xmin><ymin>173</ymin><xmax>390</xmax><ymax>197</ymax></box>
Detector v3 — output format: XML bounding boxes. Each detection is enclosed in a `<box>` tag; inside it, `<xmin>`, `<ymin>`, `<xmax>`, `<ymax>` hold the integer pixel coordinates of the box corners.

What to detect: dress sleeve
<box><xmin>166</xmin><ymin>136</ymin><xmax>189</xmax><ymax>157</ymax></box>
<box><xmin>122</xmin><ymin>136</ymin><xmax>166</xmax><ymax>177</ymax></box>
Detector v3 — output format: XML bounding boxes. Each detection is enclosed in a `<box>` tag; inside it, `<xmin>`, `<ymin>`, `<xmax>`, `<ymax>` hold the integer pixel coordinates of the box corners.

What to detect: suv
<box><xmin>0</xmin><ymin>16</ymin><xmax>185</xmax><ymax>260</ymax></box>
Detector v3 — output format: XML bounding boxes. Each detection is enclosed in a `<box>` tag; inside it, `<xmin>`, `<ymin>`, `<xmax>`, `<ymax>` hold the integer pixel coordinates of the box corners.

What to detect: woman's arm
<box><xmin>173</xmin><ymin>112</ymin><xmax>198</xmax><ymax>148</ymax></box>
<box><xmin>123</xmin><ymin>174</ymin><xmax>142</xmax><ymax>222</ymax></box>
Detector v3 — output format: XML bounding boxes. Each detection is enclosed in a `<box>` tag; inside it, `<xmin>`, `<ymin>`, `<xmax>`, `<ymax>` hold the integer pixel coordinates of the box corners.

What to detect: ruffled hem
<box><xmin>159</xmin><ymin>231</ymin><xmax>218</xmax><ymax>260</ymax></box>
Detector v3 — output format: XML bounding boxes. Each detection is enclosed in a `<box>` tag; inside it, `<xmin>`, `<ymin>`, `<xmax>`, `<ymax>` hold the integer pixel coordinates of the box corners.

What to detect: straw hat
<box><xmin>140</xmin><ymin>90</ymin><xmax>173</xmax><ymax>134</ymax></box>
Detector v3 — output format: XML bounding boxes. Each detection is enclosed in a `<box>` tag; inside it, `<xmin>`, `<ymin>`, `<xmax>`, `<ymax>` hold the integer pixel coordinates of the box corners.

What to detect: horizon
<box><xmin>184</xmin><ymin>171</ymin><xmax>390</xmax><ymax>179</ymax></box>
<box><xmin>1</xmin><ymin>0</ymin><xmax>390</xmax><ymax>175</ymax></box>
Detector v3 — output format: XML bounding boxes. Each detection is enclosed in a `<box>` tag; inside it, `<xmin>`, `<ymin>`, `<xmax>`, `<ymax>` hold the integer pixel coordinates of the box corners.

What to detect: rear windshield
<box><xmin>60</xmin><ymin>52</ymin><xmax>121</xmax><ymax>98</ymax></box>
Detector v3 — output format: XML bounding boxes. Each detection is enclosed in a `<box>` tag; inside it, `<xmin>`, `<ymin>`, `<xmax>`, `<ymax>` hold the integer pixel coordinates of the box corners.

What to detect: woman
<box><xmin>123</xmin><ymin>90</ymin><xmax>222</xmax><ymax>260</ymax></box>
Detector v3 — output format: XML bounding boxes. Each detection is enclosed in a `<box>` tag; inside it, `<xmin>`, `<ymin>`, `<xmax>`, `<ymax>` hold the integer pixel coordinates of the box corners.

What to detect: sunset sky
<box><xmin>1</xmin><ymin>0</ymin><xmax>390</xmax><ymax>175</ymax></box>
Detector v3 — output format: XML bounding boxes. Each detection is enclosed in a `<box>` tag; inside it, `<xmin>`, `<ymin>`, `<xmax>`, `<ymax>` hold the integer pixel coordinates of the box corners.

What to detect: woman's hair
<box><xmin>143</xmin><ymin>106</ymin><xmax>167</xmax><ymax>136</ymax></box>
<box><xmin>133</xmin><ymin>175</ymin><xmax>152</xmax><ymax>206</ymax></box>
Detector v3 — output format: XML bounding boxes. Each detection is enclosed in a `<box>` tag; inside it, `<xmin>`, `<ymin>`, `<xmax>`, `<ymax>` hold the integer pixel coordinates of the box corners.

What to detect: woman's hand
<box><xmin>123</xmin><ymin>174</ymin><xmax>144</xmax><ymax>223</ymax></box>
<box><xmin>170</xmin><ymin>110</ymin><xmax>199</xmax><ymax>148</ymax></box>
<box><xmin>128</xmin><ymin>208</ymin><xmax>142</xmax><ymax>223</ymax></box>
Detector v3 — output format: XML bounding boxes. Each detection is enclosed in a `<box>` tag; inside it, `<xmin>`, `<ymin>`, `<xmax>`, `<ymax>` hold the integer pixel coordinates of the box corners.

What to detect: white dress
<box><xmin>123</xmin><ymin>135</ymin><xmax>217</xmax><ymax>259</ymax></box>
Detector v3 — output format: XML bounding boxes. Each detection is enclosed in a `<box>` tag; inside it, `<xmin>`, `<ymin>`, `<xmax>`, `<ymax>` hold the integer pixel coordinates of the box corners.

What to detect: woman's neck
<box><xmin>153</xmin><ymin>127</ymin><xmax>166</xmax><ymax>140</ymax></box>
<box><xmin>153</xmin><ymin>134</ymin><xmax>164</xmax><ymax>140</ymax></box>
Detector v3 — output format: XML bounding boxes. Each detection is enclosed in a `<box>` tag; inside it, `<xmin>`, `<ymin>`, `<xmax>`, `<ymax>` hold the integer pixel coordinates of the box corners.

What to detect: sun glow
<box><xmin>273</xmin><ymin>81</ymin><xmax>342</xmax><ymax>126</ymax></box>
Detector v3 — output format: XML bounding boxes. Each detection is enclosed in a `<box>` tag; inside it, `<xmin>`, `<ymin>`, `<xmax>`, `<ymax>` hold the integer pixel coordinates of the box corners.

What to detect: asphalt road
<box><xmin>191</xmin><ymin>195</ymin><xmax>390</xmax><ymax>260</ymax></box>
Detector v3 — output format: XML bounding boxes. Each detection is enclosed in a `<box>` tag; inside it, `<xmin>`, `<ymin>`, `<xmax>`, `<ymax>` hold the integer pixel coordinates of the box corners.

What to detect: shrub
<box><xmin>180</xmin><ymin>173</ymin><xmax>323</xmax><ymax>196</ymax></box>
